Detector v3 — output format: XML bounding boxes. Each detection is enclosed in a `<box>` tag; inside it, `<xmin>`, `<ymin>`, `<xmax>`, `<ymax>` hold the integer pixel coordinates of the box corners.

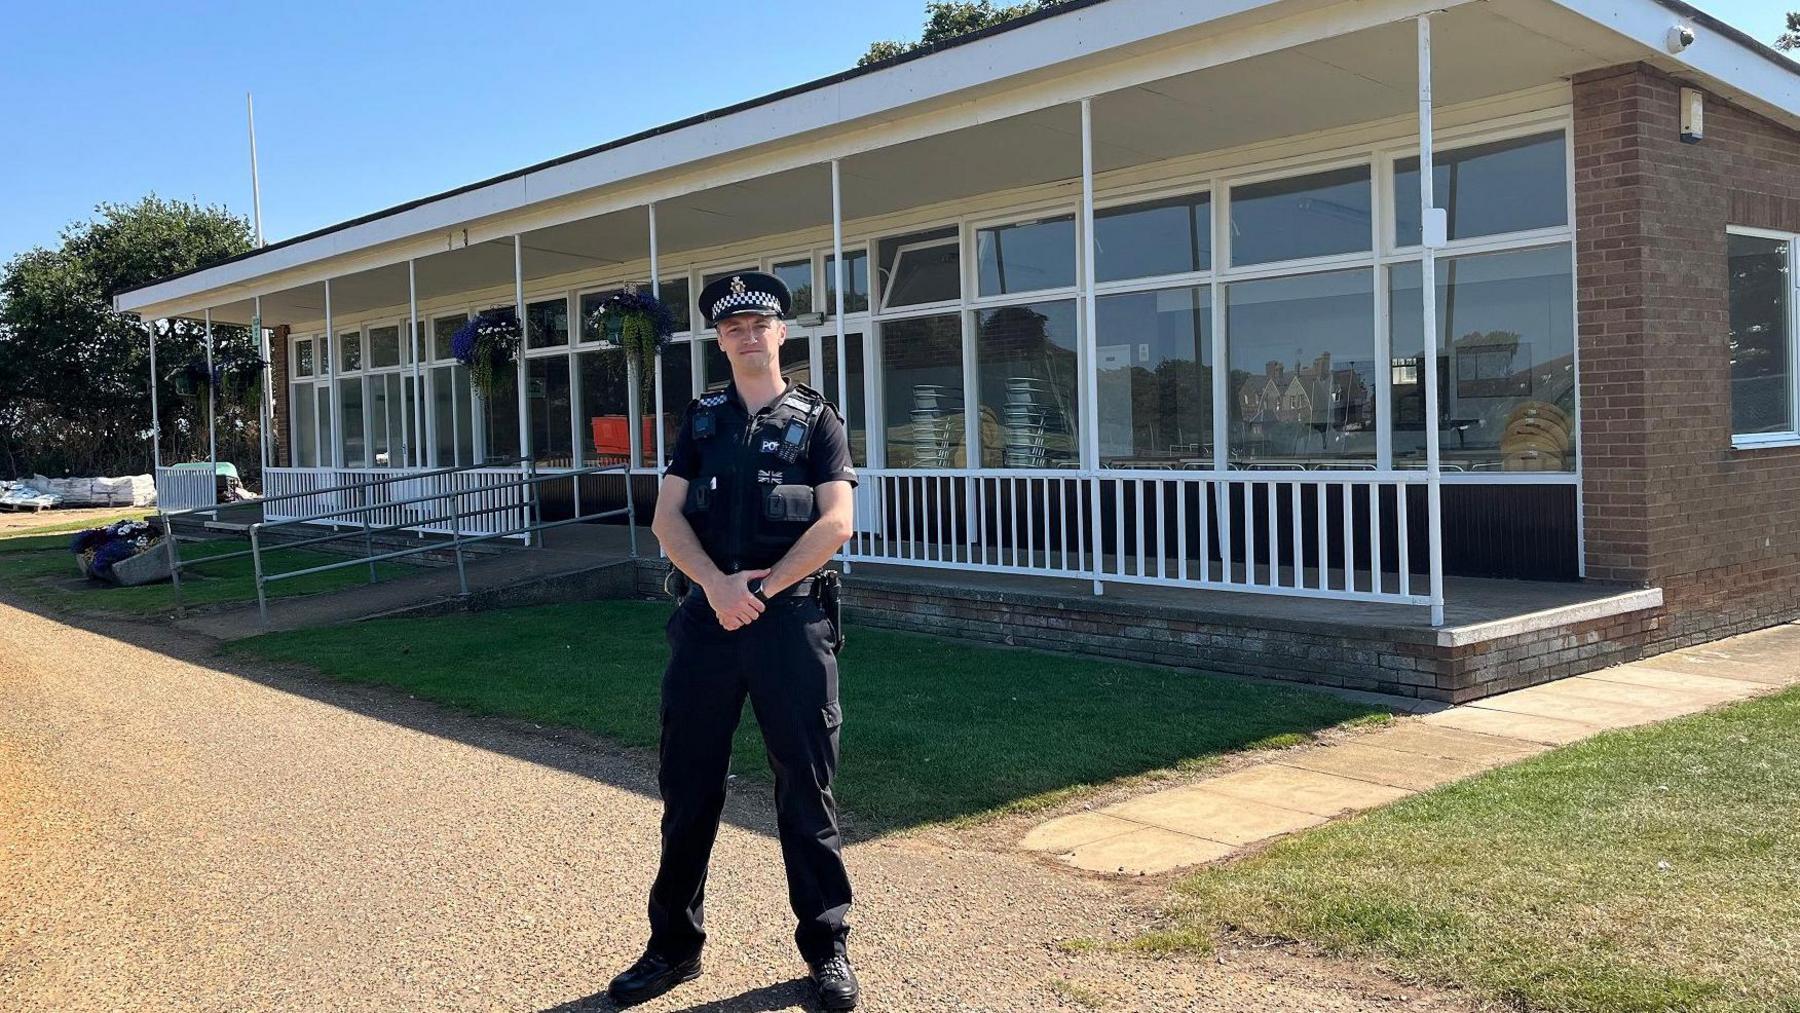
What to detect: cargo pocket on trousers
<box><xmin>821</xmin><ymin>699</ymin><xmax>843</xmax><ymax>731</ymax></box>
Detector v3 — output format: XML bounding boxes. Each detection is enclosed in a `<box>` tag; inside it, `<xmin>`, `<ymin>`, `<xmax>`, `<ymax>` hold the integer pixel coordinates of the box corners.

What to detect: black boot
<box><xmin>607</xmin><ymin>949</ymin><xmax>702</xmax><ymax>1007</ymax></box>
<box><xmin>808</xmin><ymin>953</ymin><xmax>860</xmax><ymax>1010</ymax></box>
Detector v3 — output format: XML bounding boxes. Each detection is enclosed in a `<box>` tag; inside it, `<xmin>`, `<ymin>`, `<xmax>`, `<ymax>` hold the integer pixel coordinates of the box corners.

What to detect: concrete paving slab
<box><xmin>1364</xmin><ymin>723</ymin><xmax>1549</xmax><ymax>765</ymax></box>
<box><xmin>1418</xmin><ymin>705</ymin><xmax>1603</xmax><ymax>745</ymax></box>
<box><xmin>1279</xmin><ymin>742</ymin><xmax>1489</xmax><ymax>792</ymax></box>
<box><xmin>1467</xmin><ymin>691</ymin><xmax>1691</xmax><ymax>729</ymax></box>
<box><xmin>1020</xmin><ymin>811</ymin><xmax>1141</xmax><ymax>853</ymax></box>
<box><xmin>1103</xmin><ymin>786</ymin><xmax>1327</xmax><ymax>845</ymax></box>
<box><xmin>1062</xmin><ymin>827</ymin><xmax>1238</xmax><ymax>875</ymax></box>
<box><xmin>1510</xmin><ymin>676</ymin><xmax>1728</xmax><ymax>712</ymax></box>
<box><xmin>1630</xmin><ymin>651</ymin><xmax>1797</xmax><ymax>686</ymax></box>
<box><xmin>1196</xmin><ymin>763</ymin><xmax>1416</xmax><ymax>817</ymax></box>
<box><xmin>1580</xmin><ymin>664</ymin><xmax>1765</xmax><ymax>699</ymax></box>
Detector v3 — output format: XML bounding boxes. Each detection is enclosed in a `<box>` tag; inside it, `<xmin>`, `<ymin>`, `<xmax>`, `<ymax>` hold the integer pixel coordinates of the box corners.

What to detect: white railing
<box><xmin>263</xmin><ymin>466</ymin><xmax>532</xmax><ymax>540</ymax></box>
<box><xmin>842</xmin><ymin>468</ymin><xmax>1434</xmax><ymax>607</ymax></box>
<box><xmin>155</xmin><ymin>467</ymin><xmax>217</xmax><ymax>512</ymax></box>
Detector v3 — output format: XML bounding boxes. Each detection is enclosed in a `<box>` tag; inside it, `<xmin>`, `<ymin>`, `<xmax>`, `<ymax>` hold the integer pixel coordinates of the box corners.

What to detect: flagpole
<box><xmin>247</xmin><ymin>92</ymin><xmax>265</xmax><ymax>247</ymax></box>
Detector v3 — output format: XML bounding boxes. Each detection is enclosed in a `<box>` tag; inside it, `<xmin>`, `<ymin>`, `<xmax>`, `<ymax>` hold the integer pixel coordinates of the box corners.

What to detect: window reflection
<box><xmin>1096</xmin><ymin>286</ymin><xmax>1212</xmax><ymax>466</ymax></box>
<box><xmin>1230</xmin><ymin>167</ymin><xmax>1371</xmax><ymax>266</ymax></box>
<box><xmin>881</xmin><ymin>314</ymin><xmax>965</xmax><ymax>467</ymax></box>
<box><xmin>1096</xmin><ymin>193</ymin><xmax>1211</xmax><ymax>282</ymax></box>
<box><xmin>975</xmin><ymin>301</ymin><xmax>1079</xmax><ymax>467</ymax></box>
<box><xmin>1727</xmin><ymin>233</ymin><xmax>1793</xmax><ymax>435</ymax></box>
<box><xmin>976</xmin><ymin>216</ymin><xmax>1075</xmax><ymax>296</ymax></box>
<box><xmin>1226</xmin><ymin>269</ymin><xmax>1376</xmax><ymax>464</ymax></box>
<box><xmin>1390</xmin><ymin>246</ymin><xmax>1575</xmax><ymax>471</ymax></box>
<box><xmin>1395</xmin><ymin>132</ymin><xmax>1567</xmax><ymax>247</ymax></box>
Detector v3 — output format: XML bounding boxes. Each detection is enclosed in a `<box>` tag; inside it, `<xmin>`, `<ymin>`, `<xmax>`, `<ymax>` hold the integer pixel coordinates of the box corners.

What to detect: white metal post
<box><xmin>255</xmin><ymin>296</ymin><xmax>269</xmax><ymax>480</ymax></box>
<box><xmin>647</xmin><ymin>202</ymin><xmax>661</xmax><ymax>558</ymax></box>
<box><xmin>649</xmin><ymin>203</ymin><xmax>665</xmax><ymax>469</ymax></box>
<box><xmin>147</xmin><ymin>318</ymin><xmax>162</xmax><ymax>470</ymax></box>
<box><xmin>325</xmin><ymin>278</ymin><xmax>341</xmax><ymax>468</ymax></box>
<box><xmin>204</xmin><ymin>309</ymin><xmax>217</xmax><ymax>474</ymax></box>
<box><xmin>831</xmin><ymin>161</ymin><xmax>848</xmax><ymax>416</ymax></box>
<box><xmin>514</xmin><ymin>235</ymin><xmax>535</xmax><ymax>543</ymax></box>
<box><xmin>409</xmin><ymin>260</ymin><xmax>423</xmax><ymax>468</ymax></box>
<box><xmin>1080</xmin><ymin>97</ymin><xmax>1104</xmax><ymax>595</ymax></box>
<box><xmin>1418</xmin><ymin>15</ymin><xmax>1446</xmax><ymax>626</ymax></box>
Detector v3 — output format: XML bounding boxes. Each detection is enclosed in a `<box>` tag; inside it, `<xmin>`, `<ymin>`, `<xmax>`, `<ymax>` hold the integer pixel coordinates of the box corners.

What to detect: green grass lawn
<box><xmin>0</xmin><ymin>529</ymin><xmax>412</xmax><ymax>616</ymax></box>
<box><xmin>228</xmin><ymin>599</ymin><xmax>1385</xmax><ymax>832</ymax></box>
<box><xmin>1140</xmin><ymin>686</ymin><xmax>1800</xmax><ymax>1013</ymax></box>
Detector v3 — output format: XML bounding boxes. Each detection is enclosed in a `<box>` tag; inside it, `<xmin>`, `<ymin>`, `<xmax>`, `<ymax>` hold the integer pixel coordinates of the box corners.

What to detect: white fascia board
<box><xmin>118</xmin><ymin>0</ymin><xmax>1473</xmax><ymax>318</ymax></box>
<box><xmin>1549</xmin><ymin>0</ymin><xmax>1800</xmax><ymax>123</ymax></box>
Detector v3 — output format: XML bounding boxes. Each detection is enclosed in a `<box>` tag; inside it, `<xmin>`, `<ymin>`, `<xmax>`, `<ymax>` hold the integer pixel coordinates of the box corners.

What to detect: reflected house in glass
<box><xmin>117</xmin><ymin>0</ymin><xmax>1800</xmax><ymax>685</ymax></box>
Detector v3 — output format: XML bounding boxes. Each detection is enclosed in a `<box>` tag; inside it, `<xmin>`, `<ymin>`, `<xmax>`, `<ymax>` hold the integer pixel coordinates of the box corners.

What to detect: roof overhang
<box><xmin>114</xmin><ymin>0</ymin><xmax>1800</xmax><ymax>321</ymax></box>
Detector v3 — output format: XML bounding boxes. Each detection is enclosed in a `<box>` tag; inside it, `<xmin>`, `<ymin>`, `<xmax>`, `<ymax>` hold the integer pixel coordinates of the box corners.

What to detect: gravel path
<box><xmin>0</xmin><ymin>596</ymin><xmax>1488</xmax><ymax>1012</ymax></box>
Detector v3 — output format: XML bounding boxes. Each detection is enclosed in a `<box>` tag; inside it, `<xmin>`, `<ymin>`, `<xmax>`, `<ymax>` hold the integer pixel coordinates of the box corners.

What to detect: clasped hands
<box><xmin>703</xmin><ymin>568</ymin><xmax>774</xmax><ymax>631</ymax></box>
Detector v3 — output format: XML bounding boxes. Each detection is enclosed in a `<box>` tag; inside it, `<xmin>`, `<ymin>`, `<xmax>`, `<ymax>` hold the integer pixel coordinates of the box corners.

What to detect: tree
<box><xmin>860</xmin><ymin>1</ymin><xmax>1068</xmax><ymax>66</ymax></box>
<box><xmin>1779</xmin><ymin>12</ymin><xmax>1799</xmax><ymax>51</ymax></box>
<box><xmin>0</xmin><ymin>196</ymin><xmax>255</xmax><ymax>481</ymax></box>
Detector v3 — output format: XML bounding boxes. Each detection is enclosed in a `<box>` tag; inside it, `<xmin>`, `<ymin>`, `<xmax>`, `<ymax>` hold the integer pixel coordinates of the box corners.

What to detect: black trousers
<box><xmin>646</xmin><ymin>589</ymin><xmax>852</xmax><ymax>963</ymax></box>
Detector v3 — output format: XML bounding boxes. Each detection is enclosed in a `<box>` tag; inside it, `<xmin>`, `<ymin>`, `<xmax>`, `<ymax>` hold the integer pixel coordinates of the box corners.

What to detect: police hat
<box><xmin>698</xmin><ymin>271</ymin><xmax>792</xmax><ymax>328</ymax></box>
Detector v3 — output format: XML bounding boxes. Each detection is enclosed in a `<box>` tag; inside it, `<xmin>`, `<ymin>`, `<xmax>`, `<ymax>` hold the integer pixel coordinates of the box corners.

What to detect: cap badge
<box><xmin>730</xmin><ymin>276</ymin><xmax>747</xmax><ymax>296</ymax></box>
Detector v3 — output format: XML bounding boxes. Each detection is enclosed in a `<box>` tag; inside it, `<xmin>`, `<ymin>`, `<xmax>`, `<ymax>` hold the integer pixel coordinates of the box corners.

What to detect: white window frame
<box><xmin>875</xmin><ymin>227</ymin><xmax>962</xmax><ymax>316</ymax></box>
<box><xmin>1727</xmin><ymin>224</ymin><xmax>1800</xmax><ymax>449</ymax></box>
<box><xmin>970</xmin><ymin>210</ymin><xmax>1080</xmax><ymax>302</ymax></box>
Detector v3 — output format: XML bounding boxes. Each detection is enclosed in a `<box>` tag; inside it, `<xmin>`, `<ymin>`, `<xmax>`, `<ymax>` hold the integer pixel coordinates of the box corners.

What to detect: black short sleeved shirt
<box><xmin>663</xmin><ymin>383</ymin><xmax>857</xmax><ymax>489</ymax></box>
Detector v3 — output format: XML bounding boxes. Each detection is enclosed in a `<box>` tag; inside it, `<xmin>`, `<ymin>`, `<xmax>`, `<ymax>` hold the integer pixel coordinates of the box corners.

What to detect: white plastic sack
<box><xmin>29</xmin><ymin>473</ymin><xmax>156</xmax><ymax>507</ymax></box>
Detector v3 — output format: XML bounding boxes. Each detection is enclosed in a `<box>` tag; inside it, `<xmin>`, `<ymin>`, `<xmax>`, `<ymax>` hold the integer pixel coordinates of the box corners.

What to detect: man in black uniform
<box><xmin>608</xmin><ymin>272</ymin><xmax>861</xmax><ymax>1010</ymax></box>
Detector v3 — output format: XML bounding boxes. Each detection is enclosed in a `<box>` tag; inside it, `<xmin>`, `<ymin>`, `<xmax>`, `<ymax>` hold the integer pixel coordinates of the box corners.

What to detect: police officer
<box><xmin>608</xmin><ymin>271</ymin><xmax>860</xmax><ymax>1010</ymax></box>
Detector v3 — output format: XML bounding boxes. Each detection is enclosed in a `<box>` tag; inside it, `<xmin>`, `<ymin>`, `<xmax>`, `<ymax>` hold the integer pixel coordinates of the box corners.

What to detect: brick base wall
<box><xmin>630</xmin><ymin>559</ymin><xmax>1662</xmax><ymax>704</ymax></box>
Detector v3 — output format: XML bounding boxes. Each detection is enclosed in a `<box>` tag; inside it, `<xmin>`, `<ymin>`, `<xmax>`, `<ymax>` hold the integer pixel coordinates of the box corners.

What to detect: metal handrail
<box><xmin>157</xmin><ymin>456</ymin><xmax>529</xmax><ymax>521</ymax></box>
<box><xmin>160</xmin><ymin>459</ymin><xmax>637</xmax><ymax>624</ymax></box>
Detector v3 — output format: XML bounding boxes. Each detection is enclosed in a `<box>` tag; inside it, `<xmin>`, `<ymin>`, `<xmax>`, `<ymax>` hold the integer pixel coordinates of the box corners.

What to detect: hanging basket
<box><xmin>451</xmin><ymin>309</ymin><xmax>523</xmax><ymax>401</ymax></box>
<box><xmin>586</xmin><ymin>288</ymin><xmax>676</xmax><ymax>377</ymax></box>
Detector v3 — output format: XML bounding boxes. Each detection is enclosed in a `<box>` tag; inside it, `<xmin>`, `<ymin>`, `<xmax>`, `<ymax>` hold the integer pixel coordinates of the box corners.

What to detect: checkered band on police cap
<box><xmin>699</xmin><ymin>270</ymin><xmax>792</xmax><ymax>327</ymax></box>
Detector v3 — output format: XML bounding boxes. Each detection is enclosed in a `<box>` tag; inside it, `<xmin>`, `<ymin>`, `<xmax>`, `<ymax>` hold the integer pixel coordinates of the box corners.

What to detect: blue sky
<box><xmin>1</xmin><ymin>0</ymin><xmax>1792</xmax><ymax>263</ymax></box>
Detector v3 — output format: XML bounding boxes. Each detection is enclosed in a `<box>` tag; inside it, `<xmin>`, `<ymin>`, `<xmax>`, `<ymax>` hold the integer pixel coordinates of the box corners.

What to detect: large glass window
<box><xmin>338</xmin><ymin>330</ymin><xmax>363</xmax><ymax>373</ymax></box>
<box><xmin>579</xmin><ymin>349</ymin><xmax>631</xmax><ymax>464</ymax></box>
<box><xmin>431</xmin><ymin>364</ymin><xmax>474</xmax><ymax>467</ymax></box>
<box><xmin>976</xmin><ymin>215</ymin><xmax>1075</xmax><ymax>296</ymax></box>
<box><xmin>1389</xmin><ymin>246</ymin><xmax>1576</xmax><ymax>472</ymax></box>
<box><xmin>1728</xmin><ymin>231</ymin><xmax>1795</xmax><ymax>437</ymax></box>
<box><xmin>294</xmin><ymin>338</ymin><xmax>315</xmax><ymax>378</ymax></box>
<box><xmin>527</xmin><ymin>356</ymin><xmax>572</xmax><ymax>465</ymax></box>
<box><xmin>825</xmin><ymin>250</ymin><xmax>869</xmax><ymax>315</ymax></box>
<box><xmin>1395</xmin><ymin>132</ymin><xmax>1567</xmax><ymax>247</ymax></box>
<box><xmin>432</xmin><ymin>314</ymin><xmax>466</xmax><ymax>360</ymax></box>
<box><xmin>483</xmin><ymin>362</ymin><xmax>520</xmax><ymax>463</ymax></box>
<box><xmin>368</xmin><ymin>325</ymin><xmax>401</xmax><ymax>368</ymax></box>
<box><xmin>877</xmin><ymin>227</ymin><xmax>960</xmax><ymax>311</ymax></box>
<box><xmin>821</xmin><ymin>333</ymin><xmax>869</xmax><ymax>465</ymax></box>
<box><xmin>526</xmin><ymin>297</ymin><xmax>569</xmax><ymax>349</ymax></box>
<box><xmin>773</xmin><ymin>259</ymin><xmax>814</xmax><ymax>316</ymax></box>
<box><xmin>338</xmin><ymin>377</ymin><xmax>366</xmax><ymax>467</ymax></box>
<box><xmin>1230</xmin><ymin>167</ymin><xmax>1371</xmax><ymax>266</ymax></box>
<box><xmin>314</xmin><ymin>386</ymin><xmax>332</xmax><ymax>463</ymax></box>
<box><xmin>1096</xmin><ymin>192</ymin><xmax>1211</xmax><ymax>283</ymax></box>
<box><xmin>656</xmin><ymin>344</ymin><xmax>694</xmax><ymax>466</ymax></box>
<box><xmin>1226</xmin><ymin>269</ymin><xmax>1376</xmax><ymax>464</ymax></box>
<box><xmin>292</xmin><ymin>384</ymin><xmax>317</xmax><ymax>467</ymax></box>
<box><xmin>369</xmin><ymin>373</ymin><xmax>406</xmax><ymax>467</ymax></box>
<box><xmin>975</xmin><ymin>301</ymin><xmax>1079</xmax><ymax>467</ymax></box>
<box><xmin>1096</xmin><ymin>286</ymin><xmax>1212</xmax><ymax>466</ymax></box>
<box><xmin>881</xmin><ymin>313</ymin><xmax>965</xmax><ymax>467</ymax></box>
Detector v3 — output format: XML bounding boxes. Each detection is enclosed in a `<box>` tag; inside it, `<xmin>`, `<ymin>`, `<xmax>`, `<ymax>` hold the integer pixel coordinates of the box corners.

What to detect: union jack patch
<box><xmin>761</xmin><ymin>440</ymin><xmax>781</xmax><ymax>453</ymax></box>
<box><xmin>758</xmin><ymin>470</ymin><xmax>783</xmax><ymax>484</ymax></box>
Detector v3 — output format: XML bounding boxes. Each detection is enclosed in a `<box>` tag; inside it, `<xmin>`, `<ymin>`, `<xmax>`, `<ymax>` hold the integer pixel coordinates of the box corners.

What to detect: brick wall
<box><xmin>1573</xmin><ymin>63</ymin><xmax>1800</xmax><ymax>645</ymax></box>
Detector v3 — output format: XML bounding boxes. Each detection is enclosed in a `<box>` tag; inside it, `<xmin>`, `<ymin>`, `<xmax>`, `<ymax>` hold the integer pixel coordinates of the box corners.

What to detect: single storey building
<box><xmin>118</xmin><ymin>0</ymin><xmax>1800</xmax><ymax>702</ymax></box>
